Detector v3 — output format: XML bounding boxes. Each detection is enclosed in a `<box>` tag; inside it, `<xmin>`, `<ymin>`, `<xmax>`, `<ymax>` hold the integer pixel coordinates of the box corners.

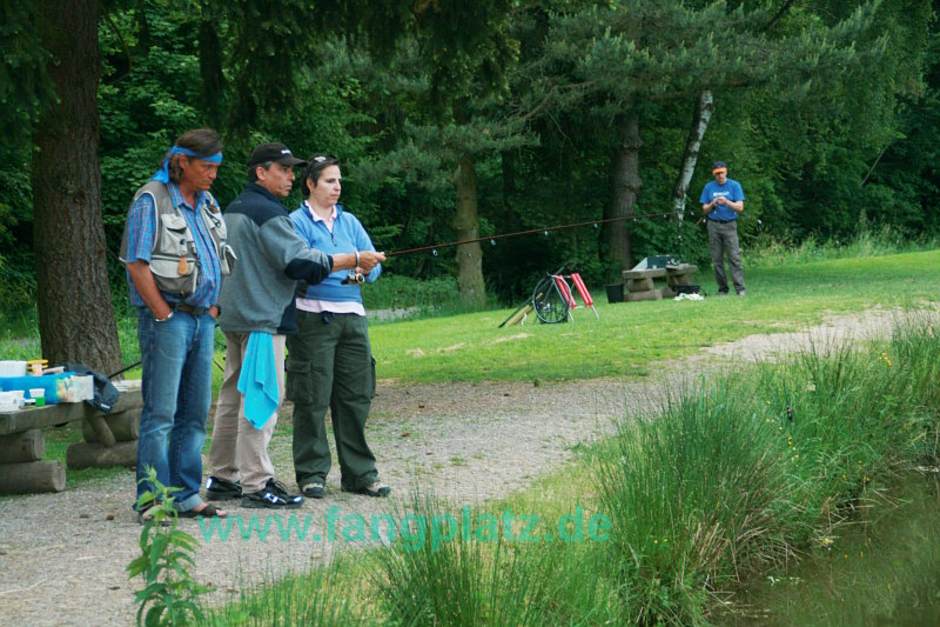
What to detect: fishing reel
<box><xmin>341</xmin><ymin>271</ymin><xmax>365</xmax><ymax>285</ymax></box>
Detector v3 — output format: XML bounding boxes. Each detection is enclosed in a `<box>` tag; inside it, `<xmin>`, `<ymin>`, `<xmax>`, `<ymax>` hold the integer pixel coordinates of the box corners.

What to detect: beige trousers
<box><xmin>208</xmin><ymin>332</ymin><xmax>285</xmax><ymax>493</ymax></box>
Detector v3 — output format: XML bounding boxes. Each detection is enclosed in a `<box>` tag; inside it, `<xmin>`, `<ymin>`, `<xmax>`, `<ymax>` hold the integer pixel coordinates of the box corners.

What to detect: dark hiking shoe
<box><xmin>301</xmin><ymin>482</ymin><xmax>326</xmax><ymax>499</ymax></box>
<box><xmin>343</xmin><ymin>481</ymin><xmax>391</xmax><ymax>498</ymax></box>
<box><xmin>241</xmin><ymin>478</ymin><xmax>304</xmax><ymax>509</ymax></box>
<box><xmin>205</xmin><ymin>476</ymin><xmax>242</xmax><ymax>501</ymax></box>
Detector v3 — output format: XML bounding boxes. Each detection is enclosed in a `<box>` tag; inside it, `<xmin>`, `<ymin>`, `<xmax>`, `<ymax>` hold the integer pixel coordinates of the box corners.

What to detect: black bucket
<box><xmin>605</xmin><ymin>283</ymin><xmax>624</xmax><ymax>304</ymax></box>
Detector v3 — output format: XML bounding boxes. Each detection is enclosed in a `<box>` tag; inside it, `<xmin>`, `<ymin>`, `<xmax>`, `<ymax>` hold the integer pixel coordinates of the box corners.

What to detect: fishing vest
<box><xmin>120</xmin><ymin>181</ymin><xmax>236</xmax><ymax>298</ymax></box>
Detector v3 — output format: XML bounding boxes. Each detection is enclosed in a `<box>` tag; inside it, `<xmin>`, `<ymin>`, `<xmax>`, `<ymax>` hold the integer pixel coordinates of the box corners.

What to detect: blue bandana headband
<box><xmin>151</xmin><ymin>145</ymin><xmax>224</xmax><ymax>183</ymax></box>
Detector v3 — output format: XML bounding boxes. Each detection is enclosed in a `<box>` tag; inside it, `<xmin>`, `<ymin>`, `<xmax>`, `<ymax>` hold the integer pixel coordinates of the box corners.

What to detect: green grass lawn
<box><xmin>3</xmin><ymin>248</ymin><xmax>937</xmax><ymax>386</ymax></box>
<box><xmin>369</xmin><ymin>249</ymin><xmax>940</xmax><ymax>383</ymax></box>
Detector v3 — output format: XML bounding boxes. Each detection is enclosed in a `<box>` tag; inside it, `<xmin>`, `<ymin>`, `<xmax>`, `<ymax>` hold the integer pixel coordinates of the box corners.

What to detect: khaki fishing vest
<box><xmin>120</xmin><ymin>181</ymin><xmax>235</xmax><ymax>297</ymax></box>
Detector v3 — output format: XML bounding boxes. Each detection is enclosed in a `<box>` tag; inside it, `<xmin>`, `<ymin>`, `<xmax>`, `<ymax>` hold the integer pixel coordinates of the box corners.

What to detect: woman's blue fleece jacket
<box><xmin>289</xmin><ymin>203</ymin><xmax>381</xmax><ymax>304</ymax></box>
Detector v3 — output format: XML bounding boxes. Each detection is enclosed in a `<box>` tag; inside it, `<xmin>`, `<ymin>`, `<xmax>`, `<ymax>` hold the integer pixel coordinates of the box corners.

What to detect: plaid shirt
<box><xmin>123</xmin><ymin>182</ymin><xmax>222</xmax><ymax>308</ymax></box>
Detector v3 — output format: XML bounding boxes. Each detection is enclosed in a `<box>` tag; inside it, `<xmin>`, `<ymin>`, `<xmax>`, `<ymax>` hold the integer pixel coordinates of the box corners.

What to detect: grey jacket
<box><xmin>218</xmin><ymin>183</ymin><xmax>332</xmax><ymax>334</ymax></box>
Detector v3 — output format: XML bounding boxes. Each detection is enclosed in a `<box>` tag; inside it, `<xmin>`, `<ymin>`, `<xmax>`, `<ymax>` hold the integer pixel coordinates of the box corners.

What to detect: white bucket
<box><xmin>0</xmin><ymin>361</ymin><xmax>27</xmax><ymax>377</ymax></box>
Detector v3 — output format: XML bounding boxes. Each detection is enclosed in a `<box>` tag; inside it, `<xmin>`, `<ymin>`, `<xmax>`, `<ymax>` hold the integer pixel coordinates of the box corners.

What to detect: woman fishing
<box><xmin>286</xmin><ymin>155</ymin><xmax>391</xmax><ymax>499</ymax></box>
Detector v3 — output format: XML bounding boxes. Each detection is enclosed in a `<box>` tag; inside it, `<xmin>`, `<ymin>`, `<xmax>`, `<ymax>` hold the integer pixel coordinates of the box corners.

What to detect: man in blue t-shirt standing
<box><xmin>699</xmin><ymin>161</ymin><xmax>746</xmax><ymax>296</ymax></box>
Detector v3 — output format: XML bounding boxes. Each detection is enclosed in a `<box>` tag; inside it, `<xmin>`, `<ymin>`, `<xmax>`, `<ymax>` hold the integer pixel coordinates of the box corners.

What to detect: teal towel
<box><xmin>237</xmin><ymin>332</ymin><xmax>279</xmax><ymax>429</ymax></box>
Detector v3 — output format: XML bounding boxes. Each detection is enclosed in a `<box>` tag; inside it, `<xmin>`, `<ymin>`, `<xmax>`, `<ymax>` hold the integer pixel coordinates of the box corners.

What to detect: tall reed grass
<box><xmin>592</xmin><ymin>313</ymin><xmax>940</xmax><ymax>623</ymax></box>
<box><xmin>596</xmin><ymin>382</ymin><xmax>796</xmax><ymax>624</ymax></box>
<box><xmin>205</xmin><ymin>560</ymin><xmax>361</xmax><ymax>626</ymax></box>
<box><xmin>370</xmin><ymin>492</ymin><xmax>617</xmax><ymax>625</ymax></box>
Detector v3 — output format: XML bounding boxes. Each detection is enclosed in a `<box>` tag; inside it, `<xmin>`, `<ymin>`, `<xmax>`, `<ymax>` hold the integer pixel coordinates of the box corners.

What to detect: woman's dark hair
<box><xmin>300</xmin><ymin>154</ymin><xmax>340</xmax><ymax>196</ymax></box>
<box><xmin>168</xmin><ymin>128</ymin><xmax>223</xmax><ymax>183</ymax></box>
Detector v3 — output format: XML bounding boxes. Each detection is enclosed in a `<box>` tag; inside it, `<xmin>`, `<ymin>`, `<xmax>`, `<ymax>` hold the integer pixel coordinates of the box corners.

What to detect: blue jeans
<box><xmin>135</xmin><ymin>308</ymin><xmax>215</xmax><ymax>512</ymax></box>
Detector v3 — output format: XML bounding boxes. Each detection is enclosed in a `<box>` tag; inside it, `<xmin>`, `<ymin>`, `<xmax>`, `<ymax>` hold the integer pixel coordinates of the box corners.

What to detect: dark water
<box><xmin>723</xmin><ymin>473</ymin><xmax>940</xmax><ymax>626</ymax></box>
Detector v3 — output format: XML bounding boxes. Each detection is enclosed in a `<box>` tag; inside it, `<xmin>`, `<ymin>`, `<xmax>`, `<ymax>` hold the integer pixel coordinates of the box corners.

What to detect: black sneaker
<box><xmin>205</xmin><ymin>476</ymin><xmax>242</xmax><ymax>501</ymax></box>
<box><xmin>241</xmin><ymin>478</ymin><xmax>304</xmax><ymax>509</ymax></box>
<box><xmin>301</xmin><ymin>481</ymin><xmax>326</xmax><ymax>499</ymax></box>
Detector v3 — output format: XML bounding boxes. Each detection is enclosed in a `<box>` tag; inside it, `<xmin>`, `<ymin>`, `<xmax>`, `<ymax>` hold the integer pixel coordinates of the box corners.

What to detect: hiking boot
<box><xmin>301</xmin><ymin>482</ymin><xmax>326</xmax><ymax>499</ymax></box>
<box><xmin>343</xmin><ymin>481</ymin><xmax>391</xmax><ymax>498</ymax></box>
<box><xmin>241</xmin><ymin>478</ymin><xmax>304</xmax><ymax>509</ymax></box>
<box><xmin>205</xmin><ymin>476</ymin><xmax>241</xmax><ymax>501</ymax></box>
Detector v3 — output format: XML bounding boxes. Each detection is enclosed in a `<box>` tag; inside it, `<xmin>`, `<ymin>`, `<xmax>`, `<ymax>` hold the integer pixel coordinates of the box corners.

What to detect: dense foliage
<box><xmin>1</xmin><ymin>0</ymin><xmax>937</xmax><ymax>313</ymax></box>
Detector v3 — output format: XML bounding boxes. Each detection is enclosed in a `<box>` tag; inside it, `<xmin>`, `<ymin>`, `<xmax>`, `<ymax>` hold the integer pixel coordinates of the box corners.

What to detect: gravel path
<box><xmin>0</xmin><ymin>306</ymin><xmax>918</xmax><ymax>625</ymax></box>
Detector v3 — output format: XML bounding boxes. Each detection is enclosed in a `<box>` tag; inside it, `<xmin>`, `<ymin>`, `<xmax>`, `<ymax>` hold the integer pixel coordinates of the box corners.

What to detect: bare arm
<box><xmin>715</xmin><ymin>197</ymin><xmax>744</xmax><ymax>213</ymax></box>
<box><xmin>332</xmin><ymin>251</ymin><xmax>385</xmax><ymax>272</ymax></box>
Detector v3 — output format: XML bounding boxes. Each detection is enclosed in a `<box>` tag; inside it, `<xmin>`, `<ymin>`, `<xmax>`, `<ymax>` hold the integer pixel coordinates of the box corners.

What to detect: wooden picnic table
<box><xmin>622</xmin><ymin>264</ymin><xmax>698</xmax><ymax>301</ymax></box>
<box><xmin>0</xmin><ymin>381</ymin><xmax>142</xmax><ymax>494</ymax></box>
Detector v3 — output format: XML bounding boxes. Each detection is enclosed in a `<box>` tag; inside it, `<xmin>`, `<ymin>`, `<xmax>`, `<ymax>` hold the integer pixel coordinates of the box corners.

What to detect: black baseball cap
<box><xmin>711</xmin><ymin>161</ymin><xmax>728</xmax><ymax>172</ymax></box>
<box><xmin>247</xmin><ymin>142</ymin><xmax>307</xmax><ymax>168</ymax></box>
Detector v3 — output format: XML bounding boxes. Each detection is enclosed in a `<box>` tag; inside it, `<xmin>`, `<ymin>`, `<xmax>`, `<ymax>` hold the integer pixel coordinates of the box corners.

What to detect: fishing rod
<box><xmin>342</xmin><ymin>209</ymin><xmax>691</xmax><ymax>283</ymax></box>
<box><xmin>383</xmin><ymin>208</ymin><xmax>696</xmax><ymax>258</ymax></box>
<box><xmin>108</xmin><ymin>355</ymin><xmax>225</xmax><ymax>380</ymax></box>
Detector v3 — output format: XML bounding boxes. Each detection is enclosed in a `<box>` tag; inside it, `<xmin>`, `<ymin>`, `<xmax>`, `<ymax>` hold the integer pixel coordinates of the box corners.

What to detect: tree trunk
<box><xmin>32</xmin><ymin>0</ymin><xmax>122</xmax><ymax>374</ymax></box>
<box><xmin>501</xmin><ymin>149</ymin><xmax>516</xmax><ymax>200</ymax></box>
<box><xmin>672</xmin><ymin>90</ymin><xmax>714</xmax><ymax>221</ymax></box>
<box><xmin>453</xmin><ymin>155</ymin><xmax>487</xmax><ymax>307</ymax></box>
<box><xmin>605</xmin><ymin>110</ymin><xmax>642</xmax><ymax>274</ymax></box>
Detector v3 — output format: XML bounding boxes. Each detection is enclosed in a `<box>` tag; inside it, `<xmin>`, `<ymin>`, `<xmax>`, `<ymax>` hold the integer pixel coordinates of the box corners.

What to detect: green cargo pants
<box><xmin>286</xmin><ymin>310</ymin><xmax>379</xmax><ymax>491</ymax></box>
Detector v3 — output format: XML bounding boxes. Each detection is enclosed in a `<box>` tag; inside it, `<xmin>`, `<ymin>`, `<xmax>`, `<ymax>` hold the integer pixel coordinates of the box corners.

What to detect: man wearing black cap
<box><xmin>206</xmin><ymin>142</ymin><xmax>384</xmax><ymax>508</ymax></box>
<box><xmin>700</xmin><ymin>161</ymin><xmax>746</xmax><ymax>296</ymax></box>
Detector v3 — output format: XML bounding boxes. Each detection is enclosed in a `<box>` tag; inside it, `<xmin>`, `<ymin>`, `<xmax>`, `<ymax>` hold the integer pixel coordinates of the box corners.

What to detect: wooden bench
<box><xmin>622</xmin><ymin>268</ymin><xmax>667</xmax><ymax>301</ymax></box>
<box><xmin>661</xmin><ymin>264</ymin><xmax>699</xmax><ymax>298</ymax></box>
<box><xmin>622</xmin><ymin>264</ymin><xmax>699</xmax><ymax>301</ymax></box>
<box><xmin>0</xmin><ymin>380</ymin><xmax>142</xmax><ymax>494</ymax></box>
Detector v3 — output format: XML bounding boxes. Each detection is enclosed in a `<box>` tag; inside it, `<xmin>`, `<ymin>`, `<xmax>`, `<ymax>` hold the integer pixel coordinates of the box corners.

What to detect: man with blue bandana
<box><xmin>120</xmin><ymin>128</ymin><xmax>232</xmax><ymax>522</ymax></box>
<box><xmin>700</xmin><ymin>161</ymin><xmax>747</xmax><ymax>296</ymax></box>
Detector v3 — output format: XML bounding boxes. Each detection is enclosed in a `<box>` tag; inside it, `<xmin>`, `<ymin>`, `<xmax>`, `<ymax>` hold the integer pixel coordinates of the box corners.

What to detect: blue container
<box><xmin>0</xmin><ymin>373</ymin><xmax>75</xmax><ymax>404</ymax></box>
